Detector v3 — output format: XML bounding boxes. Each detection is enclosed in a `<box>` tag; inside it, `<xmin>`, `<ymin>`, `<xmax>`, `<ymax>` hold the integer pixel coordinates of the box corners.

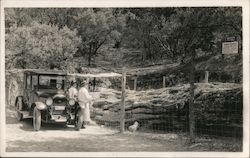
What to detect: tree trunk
<box><xmin>88</xmin><ymin>49</ymin><xmax>91</xmax><ymax>67</ymax></box>
<box><xmin>93</xmin><ymin>77</ymin><xmax>96</xmax><ymax>91</ymax></box>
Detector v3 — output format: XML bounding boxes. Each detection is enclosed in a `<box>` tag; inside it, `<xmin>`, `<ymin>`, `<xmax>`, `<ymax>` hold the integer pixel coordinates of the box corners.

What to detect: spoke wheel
<box><xmin>33</xmin><ymin>107</ymin><xmax>41</xmax><ymax>131</ymax></box>
<box><xmin>15</xmin><ymin>98</ymin><xmax>23</xmax><ymax>121</ymax></box>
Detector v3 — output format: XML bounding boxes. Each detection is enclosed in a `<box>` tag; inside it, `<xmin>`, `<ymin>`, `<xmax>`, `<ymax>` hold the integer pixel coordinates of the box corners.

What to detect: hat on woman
<box><xmin>80</xmin><ymin>80</ymin><xmax>87</xmax><ymax>86</ymax></box>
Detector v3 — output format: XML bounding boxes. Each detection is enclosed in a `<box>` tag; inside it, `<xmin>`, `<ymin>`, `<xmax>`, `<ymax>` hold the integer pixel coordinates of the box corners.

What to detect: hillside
<box><xmin>70</xmin><ymin>43</ymin><xmax>242</xmax><ymax>80</ymax></box>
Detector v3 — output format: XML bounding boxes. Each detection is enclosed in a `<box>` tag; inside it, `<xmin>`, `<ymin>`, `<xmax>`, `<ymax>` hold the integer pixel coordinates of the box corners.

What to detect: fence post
<box><xmin>204</xmin><ymin>71</ymin><xmax>209</xmax><ymax>83</ymax></box>
<box><xmin>120</xmin><ymin>67</ymin><xmax>126</xmax><ymax>133</ymax></box>
<box><xmin>134</xmin><ymin>77</ymin><xmax>137</xmax><ymax>91</ymax></box>
<box><xmin>163</xmin><ymin>76</ymin><xmax>166</xmax><ymax>88</ymax></box>
<box><xmin>189</xmin><ymin>53</ymin><xmax>195</xmax><ymax>142</ymax></box>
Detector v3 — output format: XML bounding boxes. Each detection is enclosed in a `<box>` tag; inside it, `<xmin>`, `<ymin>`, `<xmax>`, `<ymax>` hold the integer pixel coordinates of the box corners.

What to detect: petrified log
<box><xmin>93</xmin><ymin>83</ymin><xmax>242</xmax><ymax>135</ymax></box>
<box><xmin>92</xmin><ymin>100</ymin><xmax>113</xmax><ymax>108</ymax></box>
<box><xmin>91</xmin><ymin>108</ymin><xmax>104</xmax><ymax>116</ymax></box>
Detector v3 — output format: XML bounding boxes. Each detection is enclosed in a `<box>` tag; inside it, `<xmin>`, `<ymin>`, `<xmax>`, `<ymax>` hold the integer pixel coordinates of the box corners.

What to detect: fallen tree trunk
<box><xmin>91</xmin><ymin>83</ymin><xmax>242</xmax><ymax>136</ymax></box>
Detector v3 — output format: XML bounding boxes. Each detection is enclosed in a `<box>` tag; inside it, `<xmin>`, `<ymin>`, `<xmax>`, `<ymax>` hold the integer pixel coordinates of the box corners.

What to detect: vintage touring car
<box><xmin>14</xmin><ymin>69</ymin><xmax>84</xmax><ymax>131</ymax></box>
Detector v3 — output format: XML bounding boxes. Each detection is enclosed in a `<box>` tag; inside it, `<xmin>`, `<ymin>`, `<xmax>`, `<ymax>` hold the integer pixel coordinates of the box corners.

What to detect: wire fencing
<box><xmin>88</xmin><ymin>70</ymin><xmax>242</xmax><ymax>138</ymax></box>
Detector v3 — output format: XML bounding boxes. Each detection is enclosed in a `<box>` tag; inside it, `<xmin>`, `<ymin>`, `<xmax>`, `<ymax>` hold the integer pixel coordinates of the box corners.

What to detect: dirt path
<box><xmin>5</xmin><ymin>107</ymin><xmax>182</xmax><ymax>152</ymax></box>
<box><xmin>5</xmin><ymin>108</ymin><xmax>242</xmax><ymax>152</ymax></box>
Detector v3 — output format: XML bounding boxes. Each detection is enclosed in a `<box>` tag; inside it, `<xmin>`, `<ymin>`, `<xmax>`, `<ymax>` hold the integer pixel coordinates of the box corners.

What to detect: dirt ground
<box><xmin>5</xmin><ymin>107</ymin><xmax>242</xmax><ymax>152</ymax></box>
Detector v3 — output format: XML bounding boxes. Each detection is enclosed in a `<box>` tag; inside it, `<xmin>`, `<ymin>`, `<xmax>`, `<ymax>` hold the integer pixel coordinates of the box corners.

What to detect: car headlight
<box><xmin>46</xmin><ymin>97</ymin><xmax>53</xmax><ymax>106</ymax></box>
<box><xmin>69</xmin><ymin>99</ymin><xmax>75</xmax><ymax>106</ymax></box>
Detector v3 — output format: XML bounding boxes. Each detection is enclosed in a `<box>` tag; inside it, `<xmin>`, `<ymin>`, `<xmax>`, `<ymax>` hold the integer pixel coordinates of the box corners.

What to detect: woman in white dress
<box><xmin>77</xmin><ymin>80</ymin><xmax>93</xmax><ymax>127</ymax></box>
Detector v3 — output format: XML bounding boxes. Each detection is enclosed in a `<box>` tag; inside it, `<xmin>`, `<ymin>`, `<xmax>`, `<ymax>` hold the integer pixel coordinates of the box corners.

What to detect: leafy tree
<box><xmin>6</xmin><ymin>22</ymin><xmax>81</xmax><ymax>69</ymax></box>
<box><xmin>5</xmin><ymin>8</ymin><xmax>127</xmax><ymax>67</ymax></box>
<box><xmin>153</xmin><ymin>7</ymin><xmax>242</xmax><ymax>62</ymax></box>
<box><xmin>72</xmin><ymin>8</ymin><xmax>126</xmax><ymax>66</ymax></box>
<box><xmin>118</xmin><ymin>8</ymin><xmax>175</xmax><ymax>63</ymax></box>
<box><xmin>120</xmin><ymin>8</ymin><xmax>241</xmax><ymax>65</ymax></box>
<box><xmin>5</xmin><ymin>8</ymin><xmax>75</xmax><ymax>29</ymax></box>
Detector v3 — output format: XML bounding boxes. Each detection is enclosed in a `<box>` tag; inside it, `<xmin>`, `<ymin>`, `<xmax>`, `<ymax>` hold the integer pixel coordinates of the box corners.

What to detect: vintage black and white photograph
<box><xmin>0</xmin><ymin>0</ymin><xmax>249</xmax><ymax>157</ymax></box>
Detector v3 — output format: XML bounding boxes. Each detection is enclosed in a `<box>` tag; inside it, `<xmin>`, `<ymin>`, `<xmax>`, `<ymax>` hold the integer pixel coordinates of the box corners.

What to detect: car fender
<box><xmin>35</xmin><ymin>102</ymin><xmax>47</xmax><ymax>110</ymax></box>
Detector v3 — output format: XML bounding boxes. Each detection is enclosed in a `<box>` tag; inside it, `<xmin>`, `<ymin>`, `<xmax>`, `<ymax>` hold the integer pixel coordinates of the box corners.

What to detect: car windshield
<box><xmin>38</xmin><ymin>75</ymin><xmax>66</xmax><ymax>90</ymax></box>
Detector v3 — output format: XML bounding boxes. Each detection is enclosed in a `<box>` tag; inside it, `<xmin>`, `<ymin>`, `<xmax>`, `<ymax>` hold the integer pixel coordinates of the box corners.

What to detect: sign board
<box><xmin>226</xmin><ymin>36</ymin><xmax>236</xmax><ymax>41</ymax></box>
<box><xmin>222</xmin><ymin>41</ymin><xmax>238</xmax><ymax>54</ymax></box>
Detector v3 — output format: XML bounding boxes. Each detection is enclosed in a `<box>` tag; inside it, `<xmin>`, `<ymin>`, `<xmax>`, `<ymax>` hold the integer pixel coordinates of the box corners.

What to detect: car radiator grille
<box><xmin>52</xmin><ymin>110</ymin><xmax>65</xmax><ymax>115</ymax></box>
<box><xmin>52</xmin><ymin>102</ymin><xmax>67</xmax><ymax>115</ymax></box>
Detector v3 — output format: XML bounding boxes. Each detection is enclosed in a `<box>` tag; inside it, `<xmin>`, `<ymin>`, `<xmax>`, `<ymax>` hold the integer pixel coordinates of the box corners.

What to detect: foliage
<box><xmin>72</xmin><ymin>8</ymin><xmax>127</xmax><ymax>66</ymax></box>
<box><xmin>121</xmin><ymin>8</ymin><xmax>175</xmax><ymax>61</ymax></box>
<box><xmin>6</xmin><ymin>22</ymin><xmax>81</xmax><ymax>69</ymax></box>
<box><xmin>121</xmin><ymin>7</ymin><xmax>242</xmax><ymax>63</ymax></box>
<box><xmin>5</xmin><ymin>8</ymin><xmax>127</xmax><ymax>67</ymax></box>
<box><xmin>160</xmin><ymin>8</ymin><xmax>242</xmax><ymax>61</ymax></box>
<box><xmin>5</xmin><ymin>7</ymin><xmax>242</xmax><ymax>68</ymax></box>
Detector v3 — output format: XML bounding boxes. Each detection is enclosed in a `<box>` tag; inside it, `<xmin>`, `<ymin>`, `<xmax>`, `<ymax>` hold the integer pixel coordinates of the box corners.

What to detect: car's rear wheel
<box><xmin>33</xmin><ymin>107</ymin><xmax>41</xmax><ymax>131</ymax></box>
<box><xmin>15</xmin><ymin>97</ymin><xmax>23</xmax><ymax>121</ymax></box>
<box><xmin>75</xmin><ymin>109</ymin><xmax>83</xmax><ymax>131</ymax></box>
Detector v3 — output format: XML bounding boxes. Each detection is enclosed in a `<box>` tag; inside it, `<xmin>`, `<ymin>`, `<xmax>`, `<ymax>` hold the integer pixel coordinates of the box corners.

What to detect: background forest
<box><xmin>5</xmin><ymin>8</ymin><xmax>242</xmax><ymax>73</ymax></box>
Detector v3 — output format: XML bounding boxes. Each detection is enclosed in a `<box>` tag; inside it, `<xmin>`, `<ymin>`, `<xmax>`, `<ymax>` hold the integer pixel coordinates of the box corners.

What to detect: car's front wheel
<box><xmin>15</xmin><ymin>97</ymin><xmax>23</xmax><ymax>121</ymax></box>
<box><xmin>33</xmin><ymin>107</ymin><xmax>41</xmax><ymax>131</ymax></box>
<box><xmin>75</xmin><ymin>109</ymin><xmax>83</xmax><ymax>131</ymax></box>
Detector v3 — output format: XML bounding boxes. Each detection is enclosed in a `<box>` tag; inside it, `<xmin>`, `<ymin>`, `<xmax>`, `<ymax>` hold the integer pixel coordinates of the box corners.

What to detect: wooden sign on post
<box><xmin>222</xmin><ymin>41</ymin><xmax>238</xmax><ymax>54</ymax></box>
